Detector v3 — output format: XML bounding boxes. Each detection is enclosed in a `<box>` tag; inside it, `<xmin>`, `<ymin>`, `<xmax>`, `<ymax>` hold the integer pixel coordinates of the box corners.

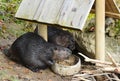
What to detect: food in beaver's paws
<box><xmin>55</xmin><ymin>55</ymin><xmax>76</xmax><ymax>66</ymax></box>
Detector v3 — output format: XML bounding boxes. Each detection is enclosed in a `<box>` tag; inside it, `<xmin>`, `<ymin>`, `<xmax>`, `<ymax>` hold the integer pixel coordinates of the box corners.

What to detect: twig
<box><xmin>106</xmin><ymin>51</ymin><xmax>118</xmax><ymax>67</ymax></box>
<box><xmin>78</xmin><ymin>53</ymin><xmax>120</xmax><ymax>66</ymax></box>
<box><xmin>72</xmin><ymin>74</ymin><xmax>91</xmax><ymax>81</ymax></box>
<box><xmin>78</xmin><ymin>53</ymin><xmax>120</xmax><ymax>73</ymax></box>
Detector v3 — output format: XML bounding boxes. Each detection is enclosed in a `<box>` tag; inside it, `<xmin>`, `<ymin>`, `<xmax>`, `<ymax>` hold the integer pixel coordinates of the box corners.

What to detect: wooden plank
<box><xmin>15</xmin><ymin>0</ymin><xmax>95</xmax><ymax>30</ymax></box>
<box><xmin>15</xmin><ymin>0</ymin><xmax>42</xmax><ymax>20</ymax></box>
<box><xmin>105</xmin><ymin>12</ymin><xmax>120</xmax><ymax>18</ymax></box>
<box><xmin>107</xmin><ymin>0</ymin><xmax>115</xmax><ymax>13</ymax></box>
<box><xmin>106</xmin><ymin>0</ymin><xmax>112</xmax><ymax>12</ymax></box>
<box><xmin>36</xmin><ymin>0</ymin><xmax>94</xmax><ymax>30</ymax></box>
<box><xmin>15</xmin><ymin>0</ymin><xmax>120</xmax><ymax>30</ymax></box>
<box><xmin>58</xmin><ymin>0</ymin><xmax>83</xmax><ymax>28</ymax></box>
<box><xmin>91</xmin><ymin>9</ymin><xmax>120</xmax><ymax>19</ymax></box>
<box><xmin>108</xmin><ymin>0</ymin><xmax>120</xmax><ymax>13</ymax></box>
<box><xmin>33</xmin><ymin>0</ymin><xmax>46</xmax><ymax>20</ymax></box>
<box><xmin>56</xmin><ymin>0</ymin><xmax>94</xmax><ymax>29</ymax></box>
<box><xmin>36</xmin><ymin>0</ymin><xmax>65</xmax><ymax>23</ymax></box>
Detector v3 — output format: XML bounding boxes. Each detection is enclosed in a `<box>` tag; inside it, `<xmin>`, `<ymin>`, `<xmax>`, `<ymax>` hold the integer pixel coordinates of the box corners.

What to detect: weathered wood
<box><xmin>108</xmin><ymin>0</ymin><xmax>119</xmax><ymax>13</ymax></box>
<box><xmin>15</xmin><ymin>0</ymin><xmax>42</xmax><ymax>20</ymax></box>
<box><xmin>105</xmin><ymin>12</ymin><xmax>120</xmax><ymax>18</ymax></box>
<box><xmin>95</xmin><ymin>0</ymin><xmax>105</xmax><ymax>61</ymax></box>
<box><xmin>91</xmin><ymin>9</ymin><xmax>120</xmax><ymax>19</ymax></box>
<box><xmin>106</xmin><ymin>0</ymin><xmax>111</xmax><ymax>12</ymax></box>
<box><xmin>36</xmin><ymin>0</ymin><xmax>65</xmax><ymax>23</ymax></box>
<box><xmin>15</xmin><ymin>0</ymin><xmax>95</xmax><ymax>30</ymax></box>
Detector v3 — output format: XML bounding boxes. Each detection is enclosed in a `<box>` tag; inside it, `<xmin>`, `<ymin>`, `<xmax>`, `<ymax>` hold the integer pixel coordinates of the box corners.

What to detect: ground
<box><xmin>0</xmin><ymin>52</ymin><xmax>71</xmax><ymax>81</ymax></box>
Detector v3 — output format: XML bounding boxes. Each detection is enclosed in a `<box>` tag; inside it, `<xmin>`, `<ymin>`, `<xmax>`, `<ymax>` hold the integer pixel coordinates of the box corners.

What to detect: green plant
<box><xmin>115</xmin><ymin>19</ymin><xmax>120</xmax><ymax>34</ymax></box>
<box><xmin>10</xmin><ymin>76</ymin><xmax>20</xmax><ymax>81</ymax></box>
<box><xmin>0</xmin><ymin>0</ymin><xmax>23</xmax><ymax>23</ymax></box>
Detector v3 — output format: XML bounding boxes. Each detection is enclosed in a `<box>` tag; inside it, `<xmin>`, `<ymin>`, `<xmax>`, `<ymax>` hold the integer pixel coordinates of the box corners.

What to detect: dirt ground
<box><xmin>0</xmin><ymin>51</ymin><xmax>72</xmax><ymax>81</ymax></box>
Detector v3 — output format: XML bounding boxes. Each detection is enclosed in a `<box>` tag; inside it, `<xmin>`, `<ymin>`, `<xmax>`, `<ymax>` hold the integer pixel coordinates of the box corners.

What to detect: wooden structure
<box><xmin>94</xmin><ymin>0</ymin><xmax>120</xmax><ymax>61</ymax></box>
<box><xmin>15</xmin><ymin>0</ymin><xmax>95</xmax><ymax>30</ymax></box>
<box><xmin>92</xmin><ymin>0</ymin><xmax>120</xmax><ymax>19</ymax></box>
<box><xmin>95</xmin><ymin>0</ymin><xmax>105</xmax><ymax>61</ymax></box>
<box><xmin>15</xmin><ymin>0</ymin><xmax>120</xmax><ymax>61</ymax></box>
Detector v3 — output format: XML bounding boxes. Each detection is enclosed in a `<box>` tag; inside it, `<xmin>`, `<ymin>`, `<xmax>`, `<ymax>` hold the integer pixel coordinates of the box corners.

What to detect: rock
<box><xmin>72</xmin><ymin>31</ymin><xmax>120</xmax><ymax>63</ymax></box>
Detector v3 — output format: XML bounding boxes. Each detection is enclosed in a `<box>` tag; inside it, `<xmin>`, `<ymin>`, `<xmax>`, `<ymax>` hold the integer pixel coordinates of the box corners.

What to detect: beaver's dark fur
<box><xmin>34</xmin><ymin>25</ymin><xmax>75</xmax><ymax>51</ymax></box>
<box><xmin>6</xmin><ymin>32</ymin><xmax>72</xmax><ymax>72</ymax></box>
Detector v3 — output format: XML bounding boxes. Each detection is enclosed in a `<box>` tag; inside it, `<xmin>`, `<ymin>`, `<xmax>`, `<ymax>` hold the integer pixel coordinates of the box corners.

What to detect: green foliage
<box><xmin>87</xmin><ymin>13</ymin><xmax>95</xmax><ymax>20</ymax></box>
<box><xmin>9</xmin><ymin>76</ymin><xmax>20</xmax><ymax>81</ymax></box>
<box><xmin>115</xmin><ymin>19</ymin><xmax>120</xmax><ymax>34</ymax></box>
<box><xmin>0</xmin><ymin>70</ymin><xmax>20</xmax><ymax>81</ymax></box>
<box><xmin>0</xmin><ymin>0</ymin><xmax>22</xmax><ymax>23</ymax></box>
<box><xmin>0</xmin><ymin>0</ymin><xmax>37</xmax><ymax>38</ymax></box>
<box><xmin>7</xmin><ymin>27</ymin><xmax>25</xmax><ymax>37</ymax></box>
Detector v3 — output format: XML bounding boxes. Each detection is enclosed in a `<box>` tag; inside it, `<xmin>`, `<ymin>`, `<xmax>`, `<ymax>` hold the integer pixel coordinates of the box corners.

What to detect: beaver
<box><xmin>6</xmin><ymin>32</ymin><xmax>72</xmax><ymax>72</ymax></box>
<box><xmin>34</xmin><ymin>25</ymin><xmax>75</xmax><ymax>51</ymax></box>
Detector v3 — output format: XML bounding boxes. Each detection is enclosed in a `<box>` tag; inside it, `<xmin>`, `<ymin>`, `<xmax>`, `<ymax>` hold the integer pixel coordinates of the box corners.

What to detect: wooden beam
<box><xmin>38</xmin><ymin>24</ymin><xmax>48</xmax><ymax>41</ymax></box>
<box><xmin>91</xmin><ymin>9</ymin><xmax>120</xmax><ymax>19</ymax></box>
<box><xmin>105</xmin><ymin>12</ymin><xmax>120</xmax><ymax>19</ymax></box>
<box><xmin>95</xmin><ymin>0</ymin><xmax>105</xmax><ymax>61</ymax></box>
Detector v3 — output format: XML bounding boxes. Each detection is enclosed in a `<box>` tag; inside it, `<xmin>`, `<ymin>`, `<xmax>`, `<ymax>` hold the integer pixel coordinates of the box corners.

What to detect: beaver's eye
<box><xmin>54</xmin><ymin>47</ymin><xmax>57</xmax><ymax>50</ymax></box>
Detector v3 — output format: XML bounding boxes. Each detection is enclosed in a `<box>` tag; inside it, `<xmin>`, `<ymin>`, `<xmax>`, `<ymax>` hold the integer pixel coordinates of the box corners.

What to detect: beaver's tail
<box><xmin>3</xmin><ymin>48</ymin><xmax>11</xmax><ymax>57</ymax></box>
<box><xmin>3</xmin><ymin>48</ymin><xmax>20</xmax><ymax>62</ymax></box>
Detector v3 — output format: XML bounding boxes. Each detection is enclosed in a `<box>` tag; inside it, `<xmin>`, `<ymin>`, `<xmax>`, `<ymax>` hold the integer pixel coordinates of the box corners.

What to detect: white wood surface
<box><xmin>95</xmin><ymin>0</ymin><xmax>105</xmax><ymax>61</ymax></box>
<box><xmin>15</xmin><ymin>0</ymin><xmax>95</xmax><ymax>30</ymax></box>
<box><xmin>15</xmin><ymin>0</ymin><xmax>42</xmax><ymax>20</ymax></box>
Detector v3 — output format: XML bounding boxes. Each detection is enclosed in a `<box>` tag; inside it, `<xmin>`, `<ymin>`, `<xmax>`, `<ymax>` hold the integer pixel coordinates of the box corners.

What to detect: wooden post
<box><xmin>95</xmin><ymin>0</ymin><xmax>105</xmax><ymax>61</ymax></box>
<box><xmin>38</xmin><ymin>24</ymin><xmax>48</xmax><ymax>41</ymax></box>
